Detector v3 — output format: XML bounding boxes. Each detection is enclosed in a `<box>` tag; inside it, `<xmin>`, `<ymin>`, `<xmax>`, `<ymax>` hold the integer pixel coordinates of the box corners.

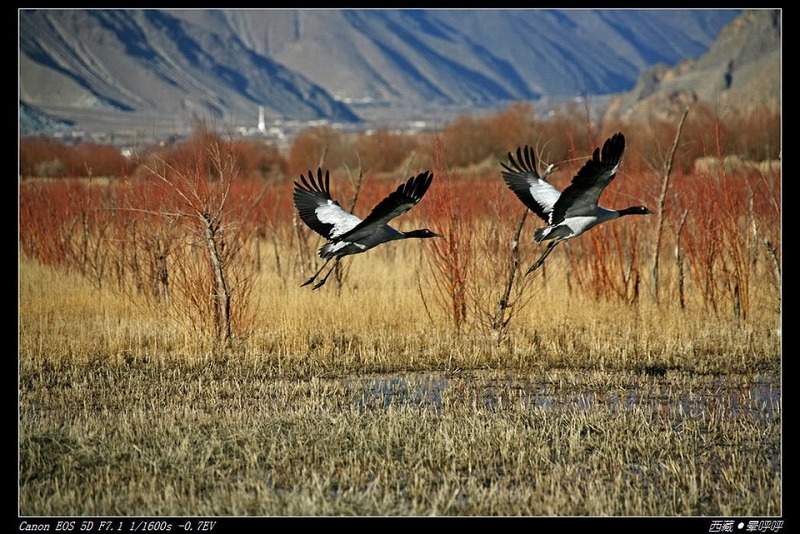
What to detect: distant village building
<box><xmin>258</xmin><ymin>106</ymin><xmax>266</xmax><ymax>134</ymax></box>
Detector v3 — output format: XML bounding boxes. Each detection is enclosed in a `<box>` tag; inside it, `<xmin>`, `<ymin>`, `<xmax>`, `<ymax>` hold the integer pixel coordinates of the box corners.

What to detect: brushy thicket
<box><xmin>19</xmin><ymin>103</ymin><xmax>781</xmax><ymax>341</ymax></box>
<box><xmin>18</xmin><ymin>103</ymin><xmax>782</xmax><ymax>517</ymax></box>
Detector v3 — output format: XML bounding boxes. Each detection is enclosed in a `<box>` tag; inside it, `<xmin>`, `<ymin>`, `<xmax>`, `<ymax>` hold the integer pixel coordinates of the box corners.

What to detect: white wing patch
<box><xmin>528</xmin><ymin>179</ymin><xmax>561</xmax><ymax>220</ymax></box>
<box><xmin>316</xmin><ymin>200</ymin><xmax>362</xmax><ymax>238</ymax></box>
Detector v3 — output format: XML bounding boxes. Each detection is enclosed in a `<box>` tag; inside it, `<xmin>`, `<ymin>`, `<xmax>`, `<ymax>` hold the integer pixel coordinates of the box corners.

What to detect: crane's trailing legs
<box><xmin>301</xmin><ymin>257</ymin><xmax>340</xmax><ymax>290</ymax></box>
<box><xmin>526</xmin><ymin>240</ymin><xmax>561</xmax><ymax>275</ymax></box>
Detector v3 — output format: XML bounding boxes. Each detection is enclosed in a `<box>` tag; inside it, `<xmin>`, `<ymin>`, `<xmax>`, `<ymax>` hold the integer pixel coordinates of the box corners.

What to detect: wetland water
<box><xmin>342</xmin><ymin>371</ymin><xmax>781</xmax><ymax>419</ymax></box>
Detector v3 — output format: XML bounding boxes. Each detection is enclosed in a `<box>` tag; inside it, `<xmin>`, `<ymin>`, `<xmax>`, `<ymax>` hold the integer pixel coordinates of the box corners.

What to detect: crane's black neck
<box><xmin>617</xmin><ymin>206</ymin><xmax>650</xmax><ymax>216</ymax></box>
<box><xmin>403</xmin><ymin>229</ymin><xmax>439</xmax><ymax>239</ymax></box>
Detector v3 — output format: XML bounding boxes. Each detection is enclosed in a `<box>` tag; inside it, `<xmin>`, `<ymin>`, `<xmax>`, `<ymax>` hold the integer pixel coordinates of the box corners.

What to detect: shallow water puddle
<box><xmin>341</xmin><ymin>372</ymin><xmax>781</xmax><ymax>419</ymax></box>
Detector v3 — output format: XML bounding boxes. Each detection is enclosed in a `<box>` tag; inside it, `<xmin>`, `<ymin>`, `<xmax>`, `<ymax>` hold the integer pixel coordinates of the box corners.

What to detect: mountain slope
<box><xmin>19</xmin><ymin>10</ymin><xmax>359</xmax><ymax>130</ymax></box>
<box><xmin>245</xmin><ymin>9</ymin><xmax>738</xmax><ymax>105</ymax></box>
<box><xmin>19</xmin><ymin>9</ymin><xmax>742</xmax><ymax>137</ymax></box>
<box><xmin>603</xmin><ymin>9</ymin><xmax>780</xmax><ymax>123</ymax></box>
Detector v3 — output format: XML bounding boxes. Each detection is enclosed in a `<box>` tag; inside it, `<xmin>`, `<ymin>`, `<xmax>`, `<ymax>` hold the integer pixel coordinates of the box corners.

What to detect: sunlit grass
<box><xmin>18</xmin><ymin>101</ymin><xmax>781</xmax><ymax>517</ymax></box>
<box><xmin>19</xmin><ymin>361</ymin><xmax>780</xmax><ymax>516</ymax></box>
<box><xmin>18</xmin><ymin>248</ymin><xmax>781</xmax><ymax>516</ymax></box>
<box><xmin>20</xmin><ymin>244</ymin><xmax>779</xmax><ymax>376</ymax></box>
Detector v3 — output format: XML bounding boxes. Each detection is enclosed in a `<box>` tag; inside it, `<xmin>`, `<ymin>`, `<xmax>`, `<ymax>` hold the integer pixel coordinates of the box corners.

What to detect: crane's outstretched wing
<box><xmin>293</xmin><ymin>168</ymin><xmax>362</xmax><ymax>239</ymax></box>
<box><xmin>501</xmin><ymin>145</ymin><xmax>561</xmax><ymax>223</ymax></box>
<box><xmin>337</xmin><ymin>171</ymin><xmax>433</xmax><ymax>242</ymax></box>
<box><xmin>552</xmin><ymin>132</ymin><xmax>625</xmax><ymax>224</ymax></box>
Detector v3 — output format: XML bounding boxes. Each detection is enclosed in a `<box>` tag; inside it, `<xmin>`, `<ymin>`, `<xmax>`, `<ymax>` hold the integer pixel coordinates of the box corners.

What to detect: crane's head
<box><xmin>620</xmin><ymin>206</ymin><xmax>651</xmax><ymax>216</ymax></box>
<box><xmin>405</xmin><ymin>229</ymin><xmax>441</xmax><ymax>239</ymax></box>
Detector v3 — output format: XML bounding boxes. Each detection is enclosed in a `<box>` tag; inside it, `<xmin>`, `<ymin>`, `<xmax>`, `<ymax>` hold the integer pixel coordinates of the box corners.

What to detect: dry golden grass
<box><xmin>18</xmin><ymin>104</ymin><xmax>781</xmax><ymax>518</ymax></box>
<box><xmin>18</xmin><ymin>241</ymin><xmax>781</xmax><ymax>516</ymax></box>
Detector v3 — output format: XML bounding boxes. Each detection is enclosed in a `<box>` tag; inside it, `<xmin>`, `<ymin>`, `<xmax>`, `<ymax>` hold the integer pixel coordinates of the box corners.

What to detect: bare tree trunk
<box><xmin>652</xmin><ymin>107</ymin><xmax>689</xmax><ymax>301</ymax></box>
<box><xmin>763</xmin><ymin>238</ymin><xmax>781</xmax><ymax>311</ymax></box>
<box><xmin>202</xmin><ymin>212</ymin><xmax>232</xmax><ymax>343</ymax></box>
<box><xmin>675</xmin><ymin>209</ymin><xmax>689</xmax><ymax>310</ymax></box>
<box><xmin>492</xmin><ymin>208</ymin><xmax>528</xmax><ymax>331</ymax></box>
<box><xmin>270</xmin><ymin>229</ymin><xmax>282</xmax><ymax>280</ymax></box>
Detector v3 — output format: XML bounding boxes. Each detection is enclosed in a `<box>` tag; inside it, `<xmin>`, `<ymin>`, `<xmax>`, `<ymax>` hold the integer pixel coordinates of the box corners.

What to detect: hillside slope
<box><xmin>19</xmin><ymin>9</ymin><xmax>741</xmax><ymax>138</ymax></box>
<box><xmin>602</xmin><ymin>9</ymin><xmax>780</xmax><ymax>123</ymax></box>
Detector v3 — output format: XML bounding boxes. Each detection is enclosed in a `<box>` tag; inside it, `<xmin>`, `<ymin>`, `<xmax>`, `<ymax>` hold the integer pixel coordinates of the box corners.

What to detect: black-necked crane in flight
<box><xmin>293</xmin><ymin>168</ymin><xmax>439</xmax><ymax>289</ymax></box>
<box><xmin>501</xmin><ymin>132</ymin><xmax>650</xmax><ymax>274</ymax></box>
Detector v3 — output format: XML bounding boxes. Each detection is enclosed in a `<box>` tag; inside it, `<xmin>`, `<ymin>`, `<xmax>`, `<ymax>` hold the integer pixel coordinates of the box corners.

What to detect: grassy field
<box><xmin>18</xmin><ymin>238</ymin><xmax>781</xmax><ymax>516</ymax></box>
<box><xmin>17</xmin><ymin>98</ymin><xmax>782</xmax><ymax>520</ymax></box>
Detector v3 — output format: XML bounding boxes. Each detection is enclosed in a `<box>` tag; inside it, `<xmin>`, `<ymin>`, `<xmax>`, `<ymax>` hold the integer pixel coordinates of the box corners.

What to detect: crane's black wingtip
<box><xmin>403</xmin><ymin>170</ymin><xmax>434</xmax><ymax>200</ymax></box>
<box><xmin>599</xmin><ymin>132</ymin><xmax>626</xmax><ymax>163</ymax></box>
<box><xmin>606</xmin><ymin>132</ymin><xmax>625</xmax><ymax>151</ymax></box>
<box><xmin>502</xmin><ymin>145</ymin><xmax>538</xmax><ymax>176</ymax></box>
<box><xmin>416</xmin><ymin>170</ymin><xmax>433</xmax><ymax>185</ymax></box>
<box><xmin>421</xmin><ymin>170</ymin><xmax>433</xmax><ymax>188</ymax></box>
<box><xmin>295</xmin><ymin>168</ymin><xmax>333</xmax><ymax>195</ymax></box>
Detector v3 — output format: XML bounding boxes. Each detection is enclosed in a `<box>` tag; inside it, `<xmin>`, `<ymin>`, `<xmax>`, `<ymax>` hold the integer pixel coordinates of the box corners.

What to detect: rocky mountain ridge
<box><xmin>602</xmin><ymin>9</ymin><xmax>780</xmax><ymax>125</ymax></box>
<box><xmin>19</xmin><ymin>9</ymin><xmax>749</xmax><ymax>142</ymax></box>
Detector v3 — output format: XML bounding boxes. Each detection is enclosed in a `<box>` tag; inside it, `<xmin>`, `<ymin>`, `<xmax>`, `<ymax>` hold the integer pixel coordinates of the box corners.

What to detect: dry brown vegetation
<box><xmin>18</xmin><ymin>102</ymin><xmax>781</xmax><ymax>517</ymax></box>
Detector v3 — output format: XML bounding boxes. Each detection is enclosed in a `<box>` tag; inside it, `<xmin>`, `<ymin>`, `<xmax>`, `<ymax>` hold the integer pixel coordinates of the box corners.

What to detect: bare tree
<box><xmin>137</xmin><ymin>138</ymin><xmax>257</xmax><ymax>344</ymax></box>
<box><xmin>652</xmin><ymin>107</ymin><xmax>690</xmax><ymax>301</ymax></box>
